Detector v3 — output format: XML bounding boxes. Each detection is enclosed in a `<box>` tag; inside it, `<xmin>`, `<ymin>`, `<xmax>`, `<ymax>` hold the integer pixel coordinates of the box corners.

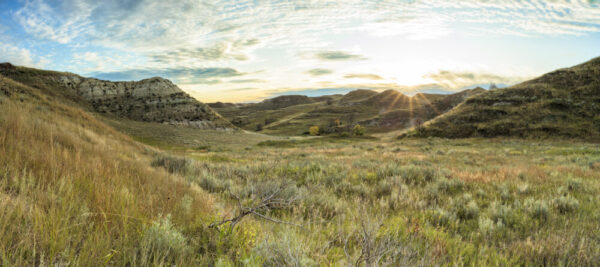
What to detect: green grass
<box><xmin>148</xmin><ymin>136</ymin><xmax>600</xmax><ymax>265</ymax></box>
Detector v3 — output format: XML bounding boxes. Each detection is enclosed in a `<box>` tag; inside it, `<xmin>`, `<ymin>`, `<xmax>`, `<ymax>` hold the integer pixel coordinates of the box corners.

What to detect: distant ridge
<box><xmin>0</xmin><ymin>64</ymin><xmax>234</xmax><ymax>130</ymax></box>
<box><xmin>212</xmin><ymin>85</ymin><xmax>486</xmax><ymax>135</ymax></box>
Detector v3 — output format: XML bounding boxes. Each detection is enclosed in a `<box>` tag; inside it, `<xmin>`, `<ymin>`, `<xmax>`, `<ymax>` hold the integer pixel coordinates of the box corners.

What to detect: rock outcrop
<box><xmin>0</xmin><ymin>64</ymin><xmax>234</xmax><ymax>129</ymax></box>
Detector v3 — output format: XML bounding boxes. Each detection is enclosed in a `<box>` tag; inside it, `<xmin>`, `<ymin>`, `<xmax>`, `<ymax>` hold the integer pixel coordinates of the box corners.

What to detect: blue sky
<box><xmin>1</xmin><ymin>0</ymin><xmax>599</xmax><ymax>102</ymax></box>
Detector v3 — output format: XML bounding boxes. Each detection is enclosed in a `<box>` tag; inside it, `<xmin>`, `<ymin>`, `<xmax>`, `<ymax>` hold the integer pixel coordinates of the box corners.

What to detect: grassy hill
<box><xmin>214</xmin><ymin>88</ymin><xmax>485</xmax><ymax>135</ymax></box>
<box><xmin>403</xmin><ymin>57</ymin><xmax>600</xmax><ymax>140</ymax></box>
<box><xmin>0</xmin><ymin>73</ymin><xmax>230</xmax><ymax>265</ymax></box>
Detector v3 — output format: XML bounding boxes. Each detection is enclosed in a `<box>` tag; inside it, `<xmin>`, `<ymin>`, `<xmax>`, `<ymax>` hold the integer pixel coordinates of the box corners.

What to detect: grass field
<box><xmin>0</xmin><ymin>73</ymin><xmax>600</xmax><ymax>266</ymax></box>
<box><xmin>144</xmin><ymin>133</ymin><xmax>600</xmax><ymax>265</ymax></box>
<box><xmin>2</xmin><ymin>74</ymin><xmax>600</xmax><ymax>266</ymax></box>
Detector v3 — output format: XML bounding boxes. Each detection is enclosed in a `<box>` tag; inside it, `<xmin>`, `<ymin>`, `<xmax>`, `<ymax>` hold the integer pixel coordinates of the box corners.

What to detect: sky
<box><xmin>1</xmin><ymin>0</ymin><xmax>599</xmax><ymax>102</ymax></box>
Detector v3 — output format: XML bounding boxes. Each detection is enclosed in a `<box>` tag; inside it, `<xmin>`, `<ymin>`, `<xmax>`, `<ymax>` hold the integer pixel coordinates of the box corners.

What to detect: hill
<box><xmin>0</xmin><ymin>63</ymin><xmax>234</xmax><ymax>129</ymax></box>
<box><xmin>404</xmin><ymin>57</ymin><xmax>600</xmax><ymax>140</ymax></box>
<box><xmin>0</xmin><ymin>73</ymin><xmax>221</xmax><ymax>265</ymax></box>
<box><xmin>339</xmin><ymin>89</ymin><xmax>378</xmax><ymax>102</ymax></box>
<box><xmin>213</xmin><ymin>88</ymin><xmax>485</xmax><ymax>135</ymax></box>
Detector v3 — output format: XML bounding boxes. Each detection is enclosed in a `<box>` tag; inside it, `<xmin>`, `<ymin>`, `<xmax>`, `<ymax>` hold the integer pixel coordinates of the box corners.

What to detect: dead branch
<box><xmin>209</xmin><ymin>183</ymin><xmax>303</xmax><ymax>231</ymax></box>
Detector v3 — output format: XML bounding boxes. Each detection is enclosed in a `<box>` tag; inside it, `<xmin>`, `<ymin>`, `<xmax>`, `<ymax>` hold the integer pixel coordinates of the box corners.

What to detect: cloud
<box><xmin>228</xmin><ymin>79</ymin><xmax>266</xmax><ymax>83</ymax></box>
<box><xmin>89</xmin><ymin>67</ymin><xmax>244</xmax><ymax>82</ymax></box>
<box><xmin>306</xmin><ymin>68</ymin><xmax>333</xmax><ymax>76</ymax></box>
<box><xmin>0</xmin><ymin>41</ymin><xmax>46</xmax><ymax>67</ymax></box>
<box><xmin>14</xmin><ymin>0</ymin><xmax>95</xmax><ymax>44</ymax></box>
<box><xmin>313</xmin><ymin>51</ymin><xmax>367</xmax><ymax>61</ymax></box>
<box><xmin>149</xmin><ymin>39</ymin><xmax>259</xmax><ymax>64</ymax></box>
<box><xmin>425</xmin><ymin>70</ymin><xmax>524</xmax><ymax>89</ymax></box>
<box><xmin>344</xmin><ymin>73</ymin><xmax>383</xmax><ymax>80</ymax></box>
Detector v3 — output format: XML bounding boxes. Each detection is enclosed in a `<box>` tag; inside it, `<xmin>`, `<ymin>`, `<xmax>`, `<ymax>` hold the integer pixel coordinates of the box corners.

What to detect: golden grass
<box><xmin>0</xmin><ymin>82</ymin><xmax>219</xmax><ymax>265</ymax></box>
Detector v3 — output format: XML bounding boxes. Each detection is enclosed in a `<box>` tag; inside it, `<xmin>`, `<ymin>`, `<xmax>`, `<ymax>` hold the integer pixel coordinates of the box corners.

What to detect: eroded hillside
<box><xmin>0</xmin><ymin>63</ymin><xmax>233</xmax><ymax>129</ymax></box>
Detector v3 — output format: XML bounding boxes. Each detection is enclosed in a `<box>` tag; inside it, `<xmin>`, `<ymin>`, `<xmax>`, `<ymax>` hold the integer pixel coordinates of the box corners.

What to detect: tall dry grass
<box><xmin>0</xmin><ymin>82</ymin><xmax>218</xmax><ymax>265</ymax></box>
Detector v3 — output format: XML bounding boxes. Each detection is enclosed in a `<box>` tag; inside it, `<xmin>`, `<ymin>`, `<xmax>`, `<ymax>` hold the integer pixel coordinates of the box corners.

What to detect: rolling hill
<box><xmin>214</xmin><ymin>87</ymin><xmax>485</xmax><ymax>135</ymax></box>
<box><xmin>0</xmin><ymin>63</ymin><xmax>234</xmax><ymax>129</ymax></box>
<box><xmin>403</xmin><ymin>57</ymin><xmax>600</xmax><ymax>140</ymax></box>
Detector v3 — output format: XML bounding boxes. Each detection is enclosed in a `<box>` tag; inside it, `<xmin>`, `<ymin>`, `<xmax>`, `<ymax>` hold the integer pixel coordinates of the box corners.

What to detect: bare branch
<box><xmin>209</xmin><ymin>182</ymin><xmax>302</xmax><ymax>232</ymax></box>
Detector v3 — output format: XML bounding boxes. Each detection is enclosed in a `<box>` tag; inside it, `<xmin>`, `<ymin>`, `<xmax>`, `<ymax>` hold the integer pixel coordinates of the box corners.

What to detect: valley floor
<box><xmin>144</xmin><ymin>132</ymin><xmax>600</xmax><ymax>265</ymax></box>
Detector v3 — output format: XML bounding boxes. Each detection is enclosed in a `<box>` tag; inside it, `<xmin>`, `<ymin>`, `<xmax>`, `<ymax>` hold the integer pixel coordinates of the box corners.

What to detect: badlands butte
<box><xmin>0</xmin><ymin>62</ymin><xmax>233</xmax><ymax>129</ymax></box>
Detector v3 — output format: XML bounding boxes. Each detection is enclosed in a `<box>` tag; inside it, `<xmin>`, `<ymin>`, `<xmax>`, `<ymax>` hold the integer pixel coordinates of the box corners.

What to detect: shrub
<box><xmin>435</xmin><ymin>178</ymin><xmax>464</xmax><ymax>195</ymax></box>
<box><xmin>352</xmin><ymin>124</ymin><xmax>365</xmax><ymax>136</ymax></box>
<box><xmin>199</xmin><ymin>175</ymin><xmax>231</xmax><ymax>193</ymax></box>
<box><xmin>517</xmin><ymin>183</ymin><xmax>530</xmax><ymax>195</ymax></box>
<box><xmin>309</xmin><ymin>126</ymin><xmax>319</xmax><ymax>136</ymax></box>
<box><xmin>498</xmin><ymin>184</ymin><xmax>512</xmax><ymax>203</ymax></box>
<box><xmin>374</xmin><ymin>180</ymin><xmax>393</xmax><ymax>199</ymax></box>
<box><xmin>479</xmin><ymin>217</ymin><xmax>504</xmax><ymax>236</ymax></box>
<box><xmin>567</xmin><ymin>178</ymin><xmax>583</xmax><ymax>192</ymax></box>
<box><xmin>430</xmin><ymin>208</ymin><xmax>456</xmax><ymax>227</ymax></box>
<box><xmin>253</xmin><ymin>231</ymin><xmax>316</xmax><ymax>266</ymax></box>
<box><xmin>151</xmin><ymin>155</ymin><xmax>188</xmax><ymax>174</ymax></box>
<box><xmin>525</xmin><ymin>198</ymin><xmax>550</xmax><ymax>220</ymax></box>
<box><xmin>553</xmin><ymin>195</ymin><xmax>579</xmax><ymax>213</ymax></box>
<box><xmin>399</xmin><ymin>165</ymin><xmax>439</xmax><ymax>186</ymax></box>
<box><xmin>489</xmin><ymin>202</ymin><xmax>516</xmax><ymax>227</ymax></box>
<box><xmin>141</xmin><ymin>215</ymin><xmax>189</xmax><ymax>264</ymax></box>
<box><xmin>453</xmin><ymin>194</ymin><xmax>479</xmax><ymax>220</ymax></box>
<box><xmin>304</xmin><ymin>191</ymin><xmax>344</xmax><ymax>219</ymax></box>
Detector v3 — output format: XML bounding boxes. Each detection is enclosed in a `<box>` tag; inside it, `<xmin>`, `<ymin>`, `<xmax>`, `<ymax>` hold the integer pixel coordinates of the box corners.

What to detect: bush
<box><xmin>498</xmin><ymin>184</ymin><xmax>512</xmax><ymax>203</ymax></box>
<box><xmin>489</xmin><ymin>202</ymin><xmax>516</xmax><ymax>227</ymax></box>
<box><xmin>479</xmin><ymin>217</ymin><xmax>504</xmax><ymax>236</ymax></box>
<box><xmin>141</xmin><ymin>215</ymin><xmax>189</xmax><ymax>264</ymax></box>
<box><xmin>309</xmin><ymin>126</ymin><xmax>319</xmax><ymax>136</ymax></box>
<box><xmin>199</xmin><ymin>175</ymin><xmax>231</xmax><ymax>193</ymax></box>
<box><xmin>553</xmin><ymin>195</ymin><xmax>579</xmax><ymax>213</ymax></box>
<box><xmin>524</xmin><ymin>198</ymin><xmax>550</xmax><ymax>221</ymax></box>
<box><xmin>453</xmin><ymin>194</ymin><xmax>479</xmax><ymax>220</ymax></box>
<box><xmin>435</xmin><ymin>178</ymin><xmax>464</xmax><ymax>195</ymax></box>
<box><xmin>430</xmin><ymin>208</ymin><xmax>456</xmax><ymax>227</ymax></box>
<box><xmin>151</xmin><ymin>155</ymin><xmax>188</xmax><ymax>174</ymax></box>
<box><xmin>567</xmin><ymin>178</ymin><xmax>583</xmax><ymax>192</ymax></box>
<box><xmin>374</xmin><ymin>180</ymin><xmax>393</xmax><ymax>199</ymax></box>
<box><xmin>399</xmin><ymin>165</ymin><xmax>439</xmax><ymax>186</ymax></box>
<box><xmin>253</xmin><ymin>231</ymin><xmax>316</xmax><ymax>266</ymax></box>
<box><xmin>352</xmin><ymin>124</ymin><xmax>365</xmax><ymax>136</ymax></box>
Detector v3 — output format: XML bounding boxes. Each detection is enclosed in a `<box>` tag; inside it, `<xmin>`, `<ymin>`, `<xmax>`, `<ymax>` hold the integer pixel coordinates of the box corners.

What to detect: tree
<box><xmin>352</xmin><ymin>124</ymin><xmax>365</xmax><ymax>136</ymax></box>
<box><xmin>489</xmin><ymin>83</ymin><xmax>498</xmax><ymax>90</ymax></box>
<box><xmin>256</xmin><ymin>123</ymin><xmax>263</xmax><ymax>131</ymax></box>
<box><xmin>309</xmin><ymin>126</ymin><xmax>320</xmax><ymax>136</ymax></box>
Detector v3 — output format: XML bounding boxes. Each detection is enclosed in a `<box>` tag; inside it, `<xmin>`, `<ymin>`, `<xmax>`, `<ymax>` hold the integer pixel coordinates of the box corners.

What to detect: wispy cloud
<box><xmin>90</xmin><ymin>67</ymin><xmax>244</xmax><ymax>82</ymax></box>
<box><xmin>312</xmin><ymin>51</ymin><xmax>367</xmax><ymax>61</ymax></box>
<box><xmin>228</xmin><ymin>79</ymin><xmax>266</xmax><ymax>84</ymax></box>
<box><xmin>425</xmin><ymin>70</ymin><xmax>525</xmax><ymax>89</ymax></box>
<box><xmin>344</xmin><ymin>73</ymin><xmax>383</xmax><ymax>80</ymax></box>
<box><xmin>149</xmin><ymin>39</ymin><xmax>259</xmax><ymax>64</ymax></box>
<box><xmin>306</xmin><ymin>68</ymin><xmax>333</xmax><ymax>76</ymax></box>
